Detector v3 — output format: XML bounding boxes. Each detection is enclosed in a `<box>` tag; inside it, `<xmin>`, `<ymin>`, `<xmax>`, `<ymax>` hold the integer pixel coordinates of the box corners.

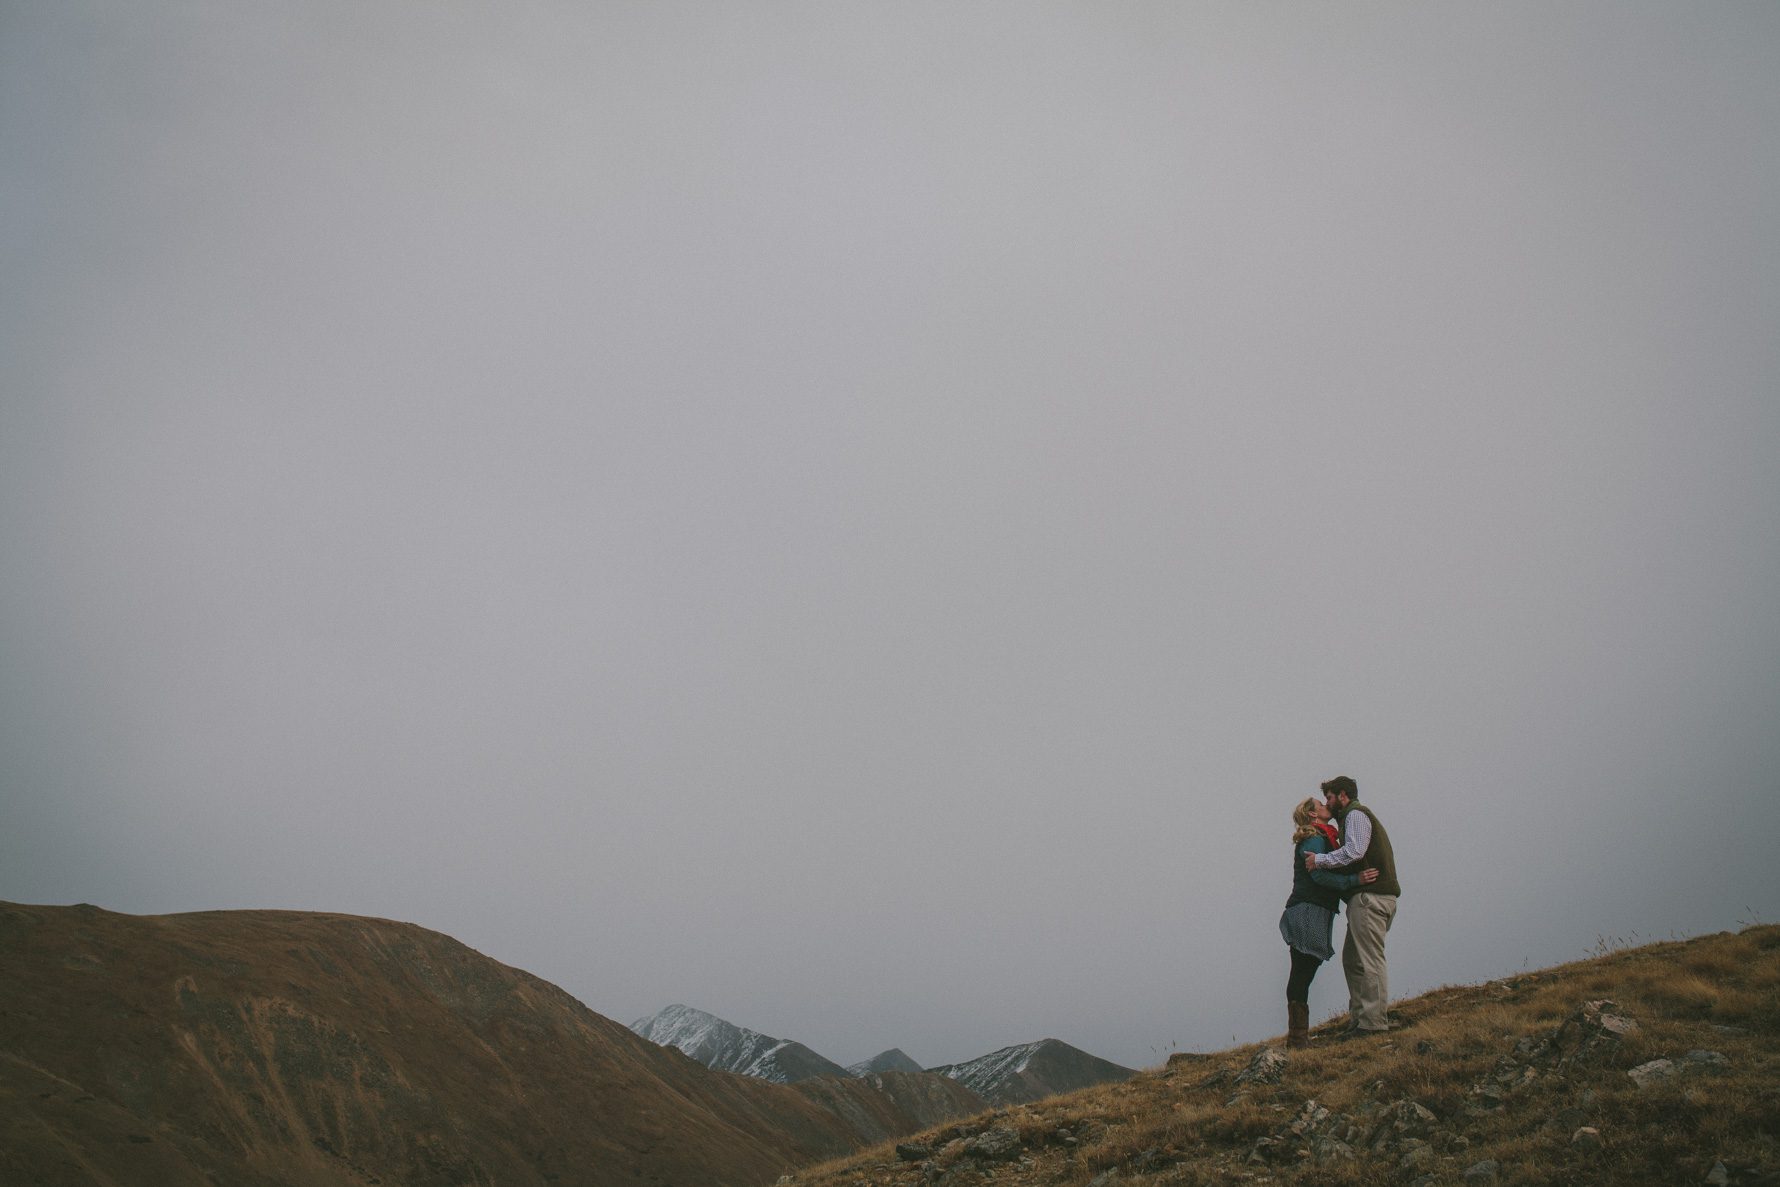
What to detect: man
<box><xmin>1304</xmin><ymin>775</ymin><xmax>1401</xmax><ymax>1034</ymax></box>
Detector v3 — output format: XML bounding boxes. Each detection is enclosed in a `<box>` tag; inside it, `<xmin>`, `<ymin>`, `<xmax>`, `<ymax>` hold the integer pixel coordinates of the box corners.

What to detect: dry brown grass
<box><xmin>1</xmin><ymin>902</ymin><xmax>895</xmax><ymax>1187</ymax></box>
<box><xmin>788</xmin><ymin>924</ymin><xmax>1780</xmax><ymax>1187</ymax></box>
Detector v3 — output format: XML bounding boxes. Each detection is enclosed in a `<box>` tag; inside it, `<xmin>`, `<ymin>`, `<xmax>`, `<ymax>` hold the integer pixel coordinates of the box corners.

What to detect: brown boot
<box><xmin>1287</xmin><ymin>1001</ymin><xmax>1310</xmax><ymax>1049</ymax></box>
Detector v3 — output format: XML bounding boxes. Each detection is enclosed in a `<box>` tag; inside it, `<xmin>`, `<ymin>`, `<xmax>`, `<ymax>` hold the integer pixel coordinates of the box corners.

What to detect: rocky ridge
<box><xmin>629</xmin><ymin>1005</ymin><xmax>1133</xmax><ymax>1107</ymax></box>
<box><xmin>631</xmin><ymin>1002</ymin><xmax>849</xmax><ymax>1083</ymax></box>
<box><xmin>928</xmin><ymin>1038</ymin><xmax>1135</xmax><ymax>1106</ymax></box>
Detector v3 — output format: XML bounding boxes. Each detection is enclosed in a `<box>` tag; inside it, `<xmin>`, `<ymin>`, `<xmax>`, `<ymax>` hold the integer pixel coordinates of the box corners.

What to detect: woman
<box><xmin>1280</xmin><ymin>796</ymin><xmax>1376</xmax><ymax>1048</ymax></box>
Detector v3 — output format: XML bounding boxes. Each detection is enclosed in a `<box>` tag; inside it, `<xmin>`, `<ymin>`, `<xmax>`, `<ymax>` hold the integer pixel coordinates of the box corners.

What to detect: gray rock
<box><xmin>1705</xmin><ymin>1162</ymin><xmax>1730</xmax><ymax>1186</ymax></box>
<box><xmin>1400</xmin><ymin>1144</ymin><xmax>1436</xmax><ymax>1173</ymax></box>
<box><xmin>1628</xmin><ymin>1058</ymin><xmax>1676</xmax><ymax>1088</ymax></box>
<box><xmin>1087</xmin><ymin>1172</ymin><xmax>1120</xmax><ymax>1187</ymax></box>
<box><xmin>1368</xmin><ymin>1099</ymin><xmax>1438</xmax><ymax>1150</ymax></box>
<box><xmin>1288</xmin><ymin>1099</ymin><xmax>1330</xmax><ymax>1135</ymax></box>
<box><xmin>1572</xmin><ymin>1126</ymin><xmax>1603</xmax><ymax>1152</ymax></box>
<box><xmin>1464</xmin><ymin>1159</ymin><xmax>1501</xmax><ymax>1183</ymax></box>
<box><xmin>962</xmin><ymin>1127</ymin><xmax>1021</xmax><ymax>1160</ymax></box>
<box><xmin>1311</xmin><ymin>1137</ymin><xmax>1356</xmax><ymax>1163</ymax></box>
<box><xmin>1488</xmin><ymin>1060</ymin><xmax>1545</xmax><ymax>1096</ymax></box>
<box><xmin>896</xmin><ymin>1142</ymin><xmax>933</xmax><ymax>1162</ymax></box>
<box><xmin>1684</xmin><ymin>1049</ymin><xmax>1728</xmax><ymax>1068</ymax></box>
<box><xmin>1233</xmin><ymin>1047</ymin><xmax>1290</xmax><ymax>1086</ymax></box>
<box><xmin>1547</xmin><ymin>1000</ymin><xmax>1639</xmax><ymax>1067</ymax></box>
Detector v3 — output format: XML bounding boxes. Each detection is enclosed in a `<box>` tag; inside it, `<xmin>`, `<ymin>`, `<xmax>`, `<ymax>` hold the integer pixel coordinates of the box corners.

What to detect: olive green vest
<box><xmin>1337</xmin><ymin>803</ymin><xmax>1401</xmax><ymax>899</ymax></box>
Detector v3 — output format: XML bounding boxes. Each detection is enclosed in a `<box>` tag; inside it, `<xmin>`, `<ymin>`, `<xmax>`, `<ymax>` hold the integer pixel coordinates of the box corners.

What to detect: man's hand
<box><xmin>1304</xmin><ymin>853</ymin><xmax>1318</xmax><ymax>871</ymax></box>
<box><xmin>1359</xmin><ymin>867</ymin><xmax>1379</xmax><ymax>885</ymax></box>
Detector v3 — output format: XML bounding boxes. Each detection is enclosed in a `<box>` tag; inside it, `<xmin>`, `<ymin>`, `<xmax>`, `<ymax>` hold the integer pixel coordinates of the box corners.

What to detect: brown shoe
<box><xmin>1287</xmin><ymin>1001</ymin><xmax>1310</xmax><ymax>1049</ymax></box>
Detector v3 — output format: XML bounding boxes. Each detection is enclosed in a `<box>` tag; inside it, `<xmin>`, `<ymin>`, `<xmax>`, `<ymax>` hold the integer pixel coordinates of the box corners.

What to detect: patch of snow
<box><xmin>629</xmin><ymin>1005</ymin><xmax>820</xmax><ymax>1084</ymax></box>
<box><xmin>934</xmin><ymin>1041</ymin><xmax>1048</xmax><ymax>1096</ymax></box>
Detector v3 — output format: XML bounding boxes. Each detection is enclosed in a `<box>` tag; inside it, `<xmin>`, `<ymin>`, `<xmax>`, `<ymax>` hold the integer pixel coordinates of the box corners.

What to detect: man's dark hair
<box><xmin>1321</xmin><ymin>775</ymin><xmax>1359</xmax><ymax>801</ymax></box>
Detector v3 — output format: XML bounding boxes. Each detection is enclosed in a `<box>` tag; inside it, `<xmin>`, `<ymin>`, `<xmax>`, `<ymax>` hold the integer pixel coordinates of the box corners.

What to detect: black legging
<box><xmin>1287</xmin><ymin>947</ymin><xmax>1323</xmax><ymax>1004</ymax></box>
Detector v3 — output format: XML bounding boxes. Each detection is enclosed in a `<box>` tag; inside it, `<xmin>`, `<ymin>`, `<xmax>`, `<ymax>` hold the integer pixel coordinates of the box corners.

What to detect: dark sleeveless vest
<box><xmin>1337</xmin><ymin>803</ymin><xmax>1401</xmax><ymax>899</ymax></box>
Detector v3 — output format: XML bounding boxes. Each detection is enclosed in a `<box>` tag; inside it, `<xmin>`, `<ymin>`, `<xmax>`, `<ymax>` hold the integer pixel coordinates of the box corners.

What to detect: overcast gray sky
<box><xmin>4</xmin><ymin>2</ymin><xmax>1778</xmax><ymax>1071</ymax></box>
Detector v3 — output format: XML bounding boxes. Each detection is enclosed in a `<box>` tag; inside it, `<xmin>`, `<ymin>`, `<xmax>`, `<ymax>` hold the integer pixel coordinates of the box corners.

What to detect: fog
<box><xmin>3</xmin><ymin>2</ymin><xmax>1777</xmax><ymax>1070</ymax></box>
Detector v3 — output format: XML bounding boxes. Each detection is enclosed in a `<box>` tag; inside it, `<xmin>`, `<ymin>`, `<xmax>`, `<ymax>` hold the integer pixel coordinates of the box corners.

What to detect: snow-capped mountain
<box><xmin>926</xmin><ymin>1038</ymin><xmax>1133</xmax><ymax>1105</ymax></box>
<box><xmin>631</xmin><ymin>1005</ymin><xmax>1132</xmax><ymax>1105</ymax></box>
<box><xmin>845</xmin><ymin>1048</ymin><xmax>924</xmax><ymax>1077</ymax></box>
<box><xmin>629</xmin><ymin>1004</ymin><xmax>848</xmax><ymax>1083</ymax></box>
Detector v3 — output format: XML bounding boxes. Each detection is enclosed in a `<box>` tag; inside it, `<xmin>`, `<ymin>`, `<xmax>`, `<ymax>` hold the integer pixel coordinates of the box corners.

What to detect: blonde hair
<box><xmin>1290</xmin><ymin>797</ymin><xmax>1321</xmax><ymax>845</ymax></box>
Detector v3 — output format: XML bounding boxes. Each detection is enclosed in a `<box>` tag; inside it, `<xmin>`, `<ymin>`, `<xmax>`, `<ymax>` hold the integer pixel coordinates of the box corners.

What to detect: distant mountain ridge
<box><xmin>630</xmin><ymin>1003</ymin><xmax>848</xmax><ymax>1083</ymax></box>
<box><xmin>631</xmin><ymin>1004</ymin><xmax>1133</xmax><ymax>1106</ymax></box>
<box><xmin>790</xmin><ymin>1069</ymin><xmax>985</xmax><ymax>1144</ymax></box>
<box><xmin>928</xmin><ymin>1038</ymin><xmax>1135</xmax><ymax>1105</ymax></box>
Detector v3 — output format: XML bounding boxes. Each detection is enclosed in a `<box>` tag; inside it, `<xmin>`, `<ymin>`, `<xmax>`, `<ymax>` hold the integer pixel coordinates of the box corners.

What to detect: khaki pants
<box><xmin>1342</xmin><ymin>892</ymin><xmax>1398</xmax><ymax>1031</ymax></box>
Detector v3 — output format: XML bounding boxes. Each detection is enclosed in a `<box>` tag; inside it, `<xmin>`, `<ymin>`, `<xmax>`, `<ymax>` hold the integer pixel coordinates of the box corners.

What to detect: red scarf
<box><xmin>1313</xmin><ymin>821</ymin><xmax>1340</xmax><ymax>847</ymax></box>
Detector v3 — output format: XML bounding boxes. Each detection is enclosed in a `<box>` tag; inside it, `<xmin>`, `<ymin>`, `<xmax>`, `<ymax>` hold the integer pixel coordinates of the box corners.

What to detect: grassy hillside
<box><xmin>0</xmin><ymin>902</ymin><xmax>971</xmax><ymax>1187</ymax></box>
<box><xmin>790</xmin><ymin>924</ymin><xmax>1780</xmax><ymax>1186</ymax></box>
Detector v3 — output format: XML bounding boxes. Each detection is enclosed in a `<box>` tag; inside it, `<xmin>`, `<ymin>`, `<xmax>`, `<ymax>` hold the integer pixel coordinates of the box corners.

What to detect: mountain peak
<box><xmin>928</xmin><ymin>1037</ymin><xmax>1133</xmax><ymax>1105</ymax></box>
<box><xmin>845</xmin><ymin>1048</ymin><xmax>925</xmax><ymax>1077</ymax></box>
<box><xmin>630</xmin><ymin>1003</ymin><xmax>847</xmax><ymax>1083</ymax></box>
